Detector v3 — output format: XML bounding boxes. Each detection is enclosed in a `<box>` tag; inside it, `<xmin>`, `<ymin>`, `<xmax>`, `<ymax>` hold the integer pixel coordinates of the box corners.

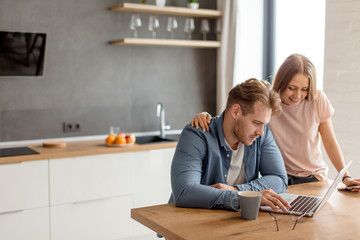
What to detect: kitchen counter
<box><xmin>0</xmin><ymin>134</ymin><xmax>178</xmax><ymax>239</ymax></box>
<box><xmin>0</xmin><ymin>139</ymin><xmax>178</xmax><ymax>164</ymax></box>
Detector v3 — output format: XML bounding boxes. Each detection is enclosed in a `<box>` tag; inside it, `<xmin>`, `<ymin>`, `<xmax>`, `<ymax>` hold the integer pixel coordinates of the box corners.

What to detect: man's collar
<box><xmin>215</xmin><ymin>111</ymin><xmax>228</xmax><ymax>149</ymax></box>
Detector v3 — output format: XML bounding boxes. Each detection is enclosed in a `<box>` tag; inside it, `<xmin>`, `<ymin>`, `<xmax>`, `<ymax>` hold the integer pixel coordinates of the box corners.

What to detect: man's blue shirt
<box><xmin>170</xmin><ymin>112</ymin><xmax>287</xmax><ymax>210</ymax></box>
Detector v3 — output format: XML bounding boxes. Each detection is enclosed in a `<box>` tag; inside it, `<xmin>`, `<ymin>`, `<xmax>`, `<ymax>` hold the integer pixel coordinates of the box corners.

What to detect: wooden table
<box><xmin>131</xmin><ymin>181</ymin><xmax>360</xmax><ymax>239</ymax></box>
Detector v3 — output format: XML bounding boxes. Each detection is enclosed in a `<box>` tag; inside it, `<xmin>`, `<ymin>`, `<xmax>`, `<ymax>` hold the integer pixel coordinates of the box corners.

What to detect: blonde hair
<box><xmin>272</xmin><ymin>54</ymin><xmax>317</xmax><ymax>101</ymax></box>
<box><xmin>225</xmin><ymin>78</ymin><xmax>282</xmax><ymax>116</ymax></box>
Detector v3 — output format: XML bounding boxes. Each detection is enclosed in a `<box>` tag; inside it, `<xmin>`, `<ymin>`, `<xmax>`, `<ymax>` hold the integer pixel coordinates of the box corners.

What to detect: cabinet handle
<box><xmin>2</xmin><ymin>161</ymin><xmax>23</xmax><ymax>165</ymax></box>
<box><xmin>73</xmin><ymin>196</ymin><xmax>112</xmax><ymax>205</ymax></box>
<box><xmin>0</xmin><ymin>209</ymin><xmax>24</xmax><ymax>215</ymax></box>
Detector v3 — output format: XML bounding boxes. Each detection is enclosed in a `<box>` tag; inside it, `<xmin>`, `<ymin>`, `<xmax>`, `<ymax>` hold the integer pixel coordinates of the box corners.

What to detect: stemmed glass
<box><xmin>200</xmin><ymin>19</ymin><xmax>210</xmax><ymax>40</ymax></box>
<box><xmin>130</xmin><ymin>14</ymin><xmax>142</xmax><ymax>38</ymax></box>
<box><xmin>184</xmin><ymin>18</ymin><xmax>195</xmax><ymax>40</ymax></box>
<box><xmin>148</xmin><ymin>15</ymin><xmax>160</xmax><ymax>38</ymax></box>
<box><xmin>215</xmin><ymin>18</ymin><xmax>222</xmax><ymax>40</ymax></box>
<box><xmin>167</xmin><ymin>17</ymin><xmax>178</xmax><ymax>39</ymax></box>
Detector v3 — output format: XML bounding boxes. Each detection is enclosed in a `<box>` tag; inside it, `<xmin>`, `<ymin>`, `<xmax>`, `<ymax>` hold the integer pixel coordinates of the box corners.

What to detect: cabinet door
<box><xmin>132</xmin><ymin>148</ymin><xmax>175</xmax><ymax>207</ymax></box>
<box><xmin>132</xmin><ymin>148</ymin><xmax>174</xmax><ymax>237</ymax></box>
<box><xmin>50</xmin><ymin>195</ymin><xmax>133</xmax><ymax>240</ymax></box>
<box><xmin>49</xmin><ymin>152</ymin><xmax>148</xmax><ymax>205</ymax></box>
<box><xmin>0</xmin><ymin>207</ymin><xmax>49</xmax><ymax>240</ymax></box>
<box><xmin>0</xmin><ymin>160</ymin><xmax>48</xmax><ymax>212</ymax></box>
<box><xmin>49</xmin><ymin>149</ymin><xmax>175</xmax><ymax>239</ymax></box>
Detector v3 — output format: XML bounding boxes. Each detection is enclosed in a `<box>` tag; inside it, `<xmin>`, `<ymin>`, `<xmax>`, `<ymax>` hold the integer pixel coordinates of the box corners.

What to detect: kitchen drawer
<box><xmin>0</xmin><ymin>207</ymin><xmax>49</xmax><ymax>240</ymax></box>
<box><xmin>49</xmin><ymin>152</ymin><xmax>147</xmax><ymax>205</ymax></box>
<box><xmin>0</xmin><ymin>160</ymin><xmax>48</xmax><ymax>212</ymax></box>
<box><xmin>50</xmin><ymin>195</ymin><xmax>133</xmax><ymax>240</ymax></box>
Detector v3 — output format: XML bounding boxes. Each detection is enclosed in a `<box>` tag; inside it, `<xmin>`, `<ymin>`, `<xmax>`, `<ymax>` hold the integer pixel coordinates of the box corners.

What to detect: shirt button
<box><xmin>224</xmin><ymin>174</ymin><xmax>227</xmax><ymax>178</ymax></box>
<box><xmin>227</xmin><ymin>154</ymin><xmax>230</xmax><ymax>157</ymax></box>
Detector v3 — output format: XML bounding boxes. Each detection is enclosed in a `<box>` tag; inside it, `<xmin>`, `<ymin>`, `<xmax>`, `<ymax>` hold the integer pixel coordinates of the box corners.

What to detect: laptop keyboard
<box><xmin>289</xmin><ymin>195</ymin><xmax>322</xmax><ymax>213</ymax></box>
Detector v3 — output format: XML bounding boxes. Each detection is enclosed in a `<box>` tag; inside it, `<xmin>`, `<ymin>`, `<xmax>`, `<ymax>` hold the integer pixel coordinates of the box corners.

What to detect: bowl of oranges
<box><xmin>105</xmin><ymin>132</ymin><xmax>136</xmax><ymax>147</ymax></box>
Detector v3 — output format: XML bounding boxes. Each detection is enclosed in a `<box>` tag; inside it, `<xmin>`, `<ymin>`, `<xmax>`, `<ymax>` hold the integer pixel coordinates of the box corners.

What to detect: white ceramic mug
<box><xmin>230</xmin><ymin>191</ymin><xmax>262</xmax><ymax>220</ymax></box>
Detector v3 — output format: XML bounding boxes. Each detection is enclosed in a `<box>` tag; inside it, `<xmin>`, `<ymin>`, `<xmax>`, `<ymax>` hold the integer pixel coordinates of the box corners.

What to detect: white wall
<box><xmin>323</xmin><ymin>0</ymin><xmax>360</xmax><ymax>178</ymax></box>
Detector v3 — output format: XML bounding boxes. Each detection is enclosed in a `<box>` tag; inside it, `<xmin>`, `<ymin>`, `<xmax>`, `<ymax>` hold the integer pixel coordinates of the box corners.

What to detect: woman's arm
<box><xmin>319</xmin><ymin>118</ymin><xmax>360</xmax><ymax>189</ymax></box>
<box><xmin>190</xmin><ymin>112</ymin><xmax>212</xmax><ymax>131</ymax></box>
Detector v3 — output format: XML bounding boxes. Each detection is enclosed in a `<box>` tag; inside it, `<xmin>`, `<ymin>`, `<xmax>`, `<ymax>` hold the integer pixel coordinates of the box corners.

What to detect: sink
<box><xmin>136</xmin><ymin>134</ymin><xmax>180</xmax><ymax>145</ymax></box>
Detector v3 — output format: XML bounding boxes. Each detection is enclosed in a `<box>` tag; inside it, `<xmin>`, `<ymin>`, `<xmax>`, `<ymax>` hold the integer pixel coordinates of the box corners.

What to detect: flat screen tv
<box><xmin>0</xmin><ymin>31</ymin><xmax>46</xmax><ymax>77</ymax></box>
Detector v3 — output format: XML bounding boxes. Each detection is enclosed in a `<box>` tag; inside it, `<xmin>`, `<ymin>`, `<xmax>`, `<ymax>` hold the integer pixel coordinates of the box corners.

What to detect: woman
<box><xmin>191</xmin><ymin>54</ymin><xmax>360</xmax><ymax>188</ymax></box>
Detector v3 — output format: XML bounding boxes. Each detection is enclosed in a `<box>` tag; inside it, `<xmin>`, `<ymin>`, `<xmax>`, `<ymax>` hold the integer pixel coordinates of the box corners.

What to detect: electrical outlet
<box><xmin>63</xmin><ymin>122</ymin><xmax>81</xmax><ymax>133</ymax></box>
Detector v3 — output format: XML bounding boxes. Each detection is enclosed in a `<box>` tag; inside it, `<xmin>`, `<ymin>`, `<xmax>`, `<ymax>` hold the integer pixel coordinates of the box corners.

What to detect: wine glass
<box><xmin>200</xmin><ymin>19</ymin><xmax>210</xmax><ymax>40</ymax></box>
<box><xmin>148</xmin><ymin>15</ymin><xmax>160</xmax><ymax>38</ymax></box>
<box><xmin>130</xmin><ymin>14</ymin><xmax>142</xmax><ymax>38</ymax></box>
<box><xmin>184</xmin><ymin>18</ymin><xmax>195</xmax><ymax>40</ymax></box>
<box><xmin>215</xmin><ymin>18</ymin><xmax>222</xmax><ymax>40</ymax></box>
<box><xmin>167</xmin><ymin>17</ymin><xmax>178</xmax><ymax>39</ymax></box>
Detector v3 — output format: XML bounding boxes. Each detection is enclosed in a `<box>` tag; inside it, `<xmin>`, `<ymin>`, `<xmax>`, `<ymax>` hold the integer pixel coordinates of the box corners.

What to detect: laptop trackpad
<box><xmin>280</xmin><ymin>193</ymin><xmax>298</xmax><ymax>203</ymax></box>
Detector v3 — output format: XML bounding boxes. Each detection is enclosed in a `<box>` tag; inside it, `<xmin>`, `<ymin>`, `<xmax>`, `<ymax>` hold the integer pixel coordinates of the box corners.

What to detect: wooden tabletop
<box><xmin>131</xmin><ymin>181</ymin><xmax>360</xmax><ymax>239</ymax></box>
<box><xmin>0</xmin><ymin>139</ymin><xmax>177</xmax><ymax>164</ymax></box>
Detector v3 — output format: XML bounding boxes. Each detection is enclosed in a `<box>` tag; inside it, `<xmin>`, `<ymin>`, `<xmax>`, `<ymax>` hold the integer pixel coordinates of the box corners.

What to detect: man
<box><xmin>170</xmin><ymin>78</ymin><xmax>290</xmax><ymax>212</ymax></box>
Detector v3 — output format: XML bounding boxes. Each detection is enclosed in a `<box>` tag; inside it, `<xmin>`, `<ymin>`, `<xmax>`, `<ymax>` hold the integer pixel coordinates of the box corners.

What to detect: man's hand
<box><xmin>210</xmin><ymin>183</ymin><xmax>238</xmax><ymax>191</ymax></box>
<box><xmin>209</xmin><ymin>185</ymin><xmax>290</xmax><ymax>212</ymax></box>
<box><xmin>260</xmin><ymin>189</ymin><xmax>291</xmax><ymax>212</ymax></box>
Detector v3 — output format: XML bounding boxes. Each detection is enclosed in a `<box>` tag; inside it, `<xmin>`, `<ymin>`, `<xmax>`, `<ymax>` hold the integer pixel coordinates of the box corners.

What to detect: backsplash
<box><xmin>0</xmin><ymin>0</ymin><xmax>217</xmax><ymax>141</ymax></box>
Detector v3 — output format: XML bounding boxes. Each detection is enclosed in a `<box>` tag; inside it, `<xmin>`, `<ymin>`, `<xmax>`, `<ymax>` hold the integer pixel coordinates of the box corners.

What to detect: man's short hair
<box><xmin>225</xmin><ymin>78</ymin><xmax>282</xmax><ymax>116</ymax></box>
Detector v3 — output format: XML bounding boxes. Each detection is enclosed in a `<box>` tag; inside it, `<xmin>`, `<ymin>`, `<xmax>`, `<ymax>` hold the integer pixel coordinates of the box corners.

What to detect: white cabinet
<box><xmin>0</xmin><ymin>160</ymin><xmax>49</xmax><ymax>240</ymax></box>
<box><xmin>49</xmin><ymin>148</ymin><xmax>175</xmax><ymax>240</ymax></box>
<box><xmin>131</xmin><ymin>148</ymin><xmax>174</xmax><ymax>237</ymax></box>
<box><xmin>0</xmin><ymin>207</ymin><xmax>49</xmax><ymax>240</ymax></box>
<box><xmin>50</xmin><ymin>195</ymin><xmax>133</xmax><ymax>240</ymax></box>
<box><xmin>132</xmin><ymin>148</ymin><xmax>173</xmax><ymax>207</ymax></box>
<box><xmin>0</xmin><ymin>147</ymin><xmax>174</xmax><ymax>240</ymax></box>
<box><xmin>0</xmin><ymin>160</ymin><xmax>48</xmax><ymax>212</ymax></box>
<box><xmin>49</xmin><ymin>153</ymin><xmax>138</xmax><ymax>205</ymax></box>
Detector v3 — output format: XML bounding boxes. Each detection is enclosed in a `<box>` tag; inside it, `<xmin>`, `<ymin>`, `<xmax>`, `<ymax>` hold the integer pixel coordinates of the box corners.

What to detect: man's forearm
<box><xmin>172</xmin><ymin>180</ymin><xmax>238</xmax><ymax>210</ymax></box>
<box><xmin>235</xmin><ymin>175</ymin><xmax>287</xmax><ymax>193</ymax></box>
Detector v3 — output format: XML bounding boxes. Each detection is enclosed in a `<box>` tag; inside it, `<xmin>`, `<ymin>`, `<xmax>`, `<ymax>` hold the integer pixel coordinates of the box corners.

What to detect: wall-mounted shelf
<box><xmin>109</xmin><ymin>38</ymin><xmax>221</xmax><ymax>48</ymax></box>
<box><xmin>109</xmin><ymin>3</ymin><xmax>222</xmax><ymax>48</ymax></box>
<box><xmin>110</xmin><ymin>3</ymin><xmax>222</xmax><ymax>18</ymax></box>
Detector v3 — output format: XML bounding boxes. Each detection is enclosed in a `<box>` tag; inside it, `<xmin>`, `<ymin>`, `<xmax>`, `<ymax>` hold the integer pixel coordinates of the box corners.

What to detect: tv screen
<box><xmin>0</xmin><ymin>31</ymin><xmax>46</xmax><ymax>76</ymax></box>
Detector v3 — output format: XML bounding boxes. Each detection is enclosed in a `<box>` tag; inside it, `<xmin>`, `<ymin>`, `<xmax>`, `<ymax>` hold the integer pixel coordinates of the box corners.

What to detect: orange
<box><xmin>105</xmin><ymin>134</ymin><xmax>116</xmax><ymax>145</ymax></box>
<box><xmin>115</xmin><ymin>135</ymin><xmax>127</xmax><ymax>145</ymax></box>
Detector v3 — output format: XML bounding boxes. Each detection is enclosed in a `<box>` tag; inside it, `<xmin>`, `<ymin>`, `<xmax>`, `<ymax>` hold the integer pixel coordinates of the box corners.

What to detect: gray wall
<box><xmin>0</xmin><ymin>0</ymin><xmax>217</xmax><ymax>141</ymax></box>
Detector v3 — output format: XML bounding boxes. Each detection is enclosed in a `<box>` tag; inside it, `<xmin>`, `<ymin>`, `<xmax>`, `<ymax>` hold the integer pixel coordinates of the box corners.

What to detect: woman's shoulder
<box><xmin>312</xmin><ymin>90</ymin><xmax>334</xmax><ymax>119</ymax></box>
<box><xmin>312</xmin><ymin>90</ymin><xmax>331</xmax><ymax>105</ymax></box>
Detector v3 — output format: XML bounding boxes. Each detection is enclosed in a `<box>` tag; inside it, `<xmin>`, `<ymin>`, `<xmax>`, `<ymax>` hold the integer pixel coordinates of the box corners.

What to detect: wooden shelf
<box><xmin>109</xmin><ymin>38</ymin><xmax>221</xmax><ymax>48</ymax></box>
<box><xmin>110</xmin><ymin>3</ymin><xmax>221</xmax><ymax>18</ymax></box>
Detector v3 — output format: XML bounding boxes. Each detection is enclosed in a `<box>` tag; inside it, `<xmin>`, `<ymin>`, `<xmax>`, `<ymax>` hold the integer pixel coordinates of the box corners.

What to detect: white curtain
<box><xmin>216</xmin><ymin>0</ymin><xmax>238</xmax><ymax>115</ymax></box>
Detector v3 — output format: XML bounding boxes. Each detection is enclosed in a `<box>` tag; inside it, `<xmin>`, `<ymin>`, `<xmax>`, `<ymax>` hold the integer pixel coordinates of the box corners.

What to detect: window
<box><xmin>233</xmin><ymin>0</ymin><xmax>264</xmax><ymax>85</ymax></box>
<box><xmin>233</xmin><ymin>0</ymin><xmax>326</xmax><ymax>89</ymax></box>
<box><xmin>275</xmin><ymin>0</ymin><xmax>326</xmax><ymax>89</ymax></box>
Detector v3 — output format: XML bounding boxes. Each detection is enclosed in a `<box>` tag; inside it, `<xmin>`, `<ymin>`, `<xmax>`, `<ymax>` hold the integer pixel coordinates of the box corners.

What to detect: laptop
<box><xmin>260</xmin><ymin>160</ymin><xmax>352</xmax><ymax>217</ymax></box>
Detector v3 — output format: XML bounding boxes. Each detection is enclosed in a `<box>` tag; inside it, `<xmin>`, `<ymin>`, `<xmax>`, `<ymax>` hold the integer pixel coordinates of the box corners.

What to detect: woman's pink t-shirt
<box><xmin>269</xmin><ymin>91</ymin><xmax>334</xmax><ymax>180</ymax></box>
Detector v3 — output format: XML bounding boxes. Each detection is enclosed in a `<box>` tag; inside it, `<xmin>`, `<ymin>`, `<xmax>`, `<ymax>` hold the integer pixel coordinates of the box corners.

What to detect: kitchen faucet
<box><xmin>156</xmin><ymin>102</ymin><xmax>171</xmax><ymax>138</ymax></box>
